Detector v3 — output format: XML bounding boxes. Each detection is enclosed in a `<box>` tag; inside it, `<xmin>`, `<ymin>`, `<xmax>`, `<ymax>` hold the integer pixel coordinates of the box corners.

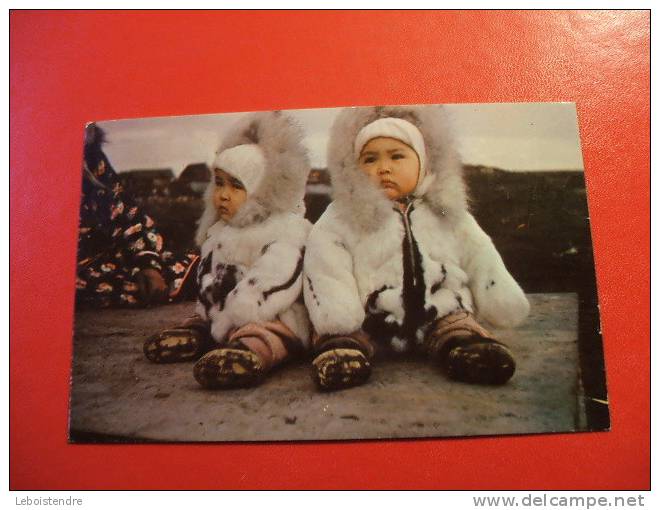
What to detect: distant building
<box><xmin>173</xmin><ymin>163</ymin><xmax>210</xmax><ymax>196</ymax></box>
<box><xmin>179</xmin><ymin>163</ymin><xmax>211</xmax><ymax>183</ymax></box>
<box><xmin>463</xmin><ymin>164</ymin><xmax>502</xmax><ymax>176</ymax></box>
<box><xmin>120</xmin><ymin>169</ymin><xmax>174</xmax><ymax>197</ymax></box>
<box><xmin>120</xmin><ymin>165</ymin><xmax>333</xmax><ymax>200</ymax></box>
<box><xmin>305</xmin><ymin>168</ymin><xmax>332</xmax><ymax>223</ymax></box>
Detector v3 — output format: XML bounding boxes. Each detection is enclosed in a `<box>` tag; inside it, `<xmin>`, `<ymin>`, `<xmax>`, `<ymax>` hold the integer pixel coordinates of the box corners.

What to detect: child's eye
<box><xmin>214</xmin><ymin>177</ymin><xmax>224</xmax><ymax>186</ymax></box>
<box><xmin>391</xmin><ymin>153</ymin><xmax>405</xmax><ymax>160</ymax></box>
<box><xmin>230</xmin><ymin>179</ymin><xmax>245</xmax><ymax>190</ymax></box>
<box><xmin>362</xmin><ymin>156</ymin><xmax>377</xmax><ymax>164</ymax></box>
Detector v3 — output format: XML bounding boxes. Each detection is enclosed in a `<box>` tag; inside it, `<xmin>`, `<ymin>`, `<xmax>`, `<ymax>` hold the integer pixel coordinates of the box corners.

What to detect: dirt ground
<box><xmin>69</xmin><ymin>293</ymin><xmax>585</xmax><ymax>442</ymax></box>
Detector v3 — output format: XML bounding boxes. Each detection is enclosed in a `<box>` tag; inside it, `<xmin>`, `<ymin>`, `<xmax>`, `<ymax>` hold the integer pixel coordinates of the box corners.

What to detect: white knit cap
<box><xmin>211</xmin><ymin>144</ymin><xmax>266</xmax><ymax>196</ymax></box>
<box><xmin>354</xmin><ymin>117</ymin><xmax>427</xmax><ymax>185</ymax></box>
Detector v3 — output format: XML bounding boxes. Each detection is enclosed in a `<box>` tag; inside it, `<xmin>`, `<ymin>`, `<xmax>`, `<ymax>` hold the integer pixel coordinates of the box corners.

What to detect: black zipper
<box><xmin>399</xmin><ymin>200</ymin><xmax>418</xmax><ymax>287</ymax></box>
<box><xmin>396</xmin><ymin>200</ymin><xmax>427</xmax><ymax>342</ymax></box>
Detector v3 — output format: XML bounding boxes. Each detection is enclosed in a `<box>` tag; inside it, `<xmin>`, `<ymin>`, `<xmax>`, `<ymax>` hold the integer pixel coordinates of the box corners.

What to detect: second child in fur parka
<box><xmin>304</xmin><ymin>105</ymin><xmax>530</xmax><ymax>391</ymax></box>
<box><xmin>145</xmin><ymin>111</ymin><xmax>312</xmax><ymax>389</ymax></box>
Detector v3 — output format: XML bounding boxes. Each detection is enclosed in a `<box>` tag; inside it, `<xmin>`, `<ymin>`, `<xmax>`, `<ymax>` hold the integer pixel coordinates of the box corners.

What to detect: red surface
<box><xmin>10</xmin><ymin>11</ymin><xmax>650</xmax><ymax>489</ymax></box>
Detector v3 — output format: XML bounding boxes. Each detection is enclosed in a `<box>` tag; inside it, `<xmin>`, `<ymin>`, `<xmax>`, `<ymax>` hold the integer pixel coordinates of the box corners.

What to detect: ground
<box><xmin>69</xmin><ymin>293</ymin><xmax>585</xmax><ymax>442</ymax></box>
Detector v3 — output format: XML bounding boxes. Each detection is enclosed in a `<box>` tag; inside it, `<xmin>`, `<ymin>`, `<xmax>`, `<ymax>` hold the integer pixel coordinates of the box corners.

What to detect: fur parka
<box><xmin>196</xmin><ymin>112</ymin><xmax>312</xmax><ymax>345</ymax></box>
<box><xmin>303</xmin><ymin>105</ymin><xmax>530</xmax><ymax>352</ymax></box>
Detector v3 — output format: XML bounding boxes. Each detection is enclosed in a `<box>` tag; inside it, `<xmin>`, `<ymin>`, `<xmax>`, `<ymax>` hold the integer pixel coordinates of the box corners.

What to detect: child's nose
<box><xmin>378</xmin><ymin>164</ymin><xmax>391</xmax><ymax>175</ymax></box>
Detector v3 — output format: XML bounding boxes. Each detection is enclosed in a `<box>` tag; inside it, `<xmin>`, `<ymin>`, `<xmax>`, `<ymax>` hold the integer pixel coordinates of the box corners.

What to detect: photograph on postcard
<box><xmin>68</xmin><ymin>103</ymin><xmax>608</xmax><ymax>442</ymax></box>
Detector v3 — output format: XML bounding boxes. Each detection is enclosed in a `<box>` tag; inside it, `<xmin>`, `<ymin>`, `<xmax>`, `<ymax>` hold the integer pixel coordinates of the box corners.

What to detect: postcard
<box><xmin>68</xmin><ymin>103</ymin><xmax>608</xmax><ymax>442</ymax></box>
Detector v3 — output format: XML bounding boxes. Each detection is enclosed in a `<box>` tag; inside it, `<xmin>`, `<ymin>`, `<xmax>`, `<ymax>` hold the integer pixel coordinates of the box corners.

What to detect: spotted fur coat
<box><xmin>195</xmin><ymin>112</ymin><xmax>312</xmax><ymax>345</ymax></box>
<box><xmin>303</xmin><ymin>105</ymin><xmax>530</xmax><ymax>352</ymax></box>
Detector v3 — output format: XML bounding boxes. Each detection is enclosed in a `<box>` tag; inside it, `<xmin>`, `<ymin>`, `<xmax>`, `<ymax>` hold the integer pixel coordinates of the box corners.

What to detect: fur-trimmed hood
<box><xmin>196</xmin><ymin>111</ymin><xmax>310</xmax><ymax>246</ymax></box>
<box><xmin>327</xmin><ymin>105</ymin><xmax>467</xmax><ymax>233</ymax></box>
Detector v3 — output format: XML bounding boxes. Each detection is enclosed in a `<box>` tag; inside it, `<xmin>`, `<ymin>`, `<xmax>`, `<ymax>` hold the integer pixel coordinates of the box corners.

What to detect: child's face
<box><xmin>212</xmin><ymin>168</ymin><xmax>247</xmax><ymax>221</ymax></box>
<box><xmin>358</xmin><ymin>137</ymin><xmax>420</xmax><ymax>201</ymax></box>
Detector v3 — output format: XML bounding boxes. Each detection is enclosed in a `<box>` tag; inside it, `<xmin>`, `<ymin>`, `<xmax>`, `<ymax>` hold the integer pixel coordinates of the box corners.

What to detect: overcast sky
<box><xmin>97</xmin><ymin>103</ymin><xmax>584</xmax><ymax>177</ymax></box>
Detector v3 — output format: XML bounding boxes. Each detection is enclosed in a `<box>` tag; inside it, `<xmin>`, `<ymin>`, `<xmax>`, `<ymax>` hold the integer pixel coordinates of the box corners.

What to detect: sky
<box><xmin>97</xmin><ymin>103</ymin><xmax>584</xmax><ymax>177</ymax></box>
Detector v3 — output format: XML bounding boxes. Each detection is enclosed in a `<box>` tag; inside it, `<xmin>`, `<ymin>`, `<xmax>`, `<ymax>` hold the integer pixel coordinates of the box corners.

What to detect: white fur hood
<box><xmin>196</xmin><ymin>111</ymin><xmax>310</xmax><ymax>245</ymax></box>
<box><xmin>326</xmin><ymin>104</ymin><xmax>467</xmax><ymax>234</ymax></box>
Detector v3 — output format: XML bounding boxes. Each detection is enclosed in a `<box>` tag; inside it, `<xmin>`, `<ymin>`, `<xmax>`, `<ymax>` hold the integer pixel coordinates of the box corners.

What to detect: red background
<box><xmin>10</xmin><ymin>11</ymin><xmax>650</xmax><ymax>489</ymax></box>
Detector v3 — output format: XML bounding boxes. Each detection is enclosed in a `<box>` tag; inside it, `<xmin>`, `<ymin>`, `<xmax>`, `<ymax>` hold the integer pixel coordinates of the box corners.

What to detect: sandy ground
<box><xmin>69</xmin><ymin>293</ymin><xmax>584</xmax><ymax>442</ymax></box>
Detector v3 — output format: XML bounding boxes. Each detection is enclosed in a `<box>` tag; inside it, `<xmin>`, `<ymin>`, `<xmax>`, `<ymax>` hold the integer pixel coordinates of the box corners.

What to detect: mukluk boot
<box><xmin>143</xmin><ymin>314</ymin><xmax>213</xmax><ymax>363</ymax></box>
<box><xmin>424</xmin><ymin>311</ymin><xmax>516</xmax><ymax>385</ymax></box>
<box><xmin>193</xmin><ymin>321</ymin><xmax>304</xmax><ymax>390</ymax></box>
<box><xmin>310</xmin><ymin>332</ymin><xmax>374</xmax><ymax>391</ymax></box>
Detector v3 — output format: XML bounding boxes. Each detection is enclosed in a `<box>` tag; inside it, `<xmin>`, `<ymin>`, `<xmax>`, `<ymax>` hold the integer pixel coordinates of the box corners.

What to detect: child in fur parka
<box><xmin>304</xmin><ymin>105</ymin><xmax>530</xmax><ymax>391</ymax></box>
<box><xmin>144</xmin><ymin>112</ymin><xmax>312</xmax><ymax>389</ymax></box>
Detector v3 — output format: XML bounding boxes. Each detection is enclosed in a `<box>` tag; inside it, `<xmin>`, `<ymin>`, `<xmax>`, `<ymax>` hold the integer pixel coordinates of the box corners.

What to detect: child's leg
<box><xmin>193</xmin><ymin>320</ymin><xmax>305</xmax><ymax>389</ymax></box>
<box><xmin>422</xmin><ymin>311</ymin><xmax>516</xmax><ymax>385</ymax></box>
<box><xmin>143</xmin><ymin>314</ymin><xmax>213</xmax><ymax>363</ymax></box>
<box><xmin>310</xmin><ymin>331</ymin><xmax>376</xmax><ymax>391</ymax></box>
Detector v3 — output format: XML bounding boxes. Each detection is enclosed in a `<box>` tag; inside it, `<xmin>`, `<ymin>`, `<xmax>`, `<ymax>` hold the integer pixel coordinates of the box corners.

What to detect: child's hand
<box><xmin>136</xmin><ymin>268</ymin><xmax>168</xmax><ymax>306</ymax></box>
<box><xmin>210</xmin><ymin>311</ymin><xmax>234</xmax><ymax>343</ymax></box>
<box><xmin>472</xmin><ymin>267</ymin><xmax>530</xmax><ymax>328</ymax></box>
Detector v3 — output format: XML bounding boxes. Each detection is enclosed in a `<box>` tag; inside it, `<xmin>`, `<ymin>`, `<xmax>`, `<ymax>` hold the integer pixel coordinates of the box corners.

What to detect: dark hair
<box><xmin>83</xmin><ymin>123</ymin><xmax>107</xmax><ymax>172</ymax></box>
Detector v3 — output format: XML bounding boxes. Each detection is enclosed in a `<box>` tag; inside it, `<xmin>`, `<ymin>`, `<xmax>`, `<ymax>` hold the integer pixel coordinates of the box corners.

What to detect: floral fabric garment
<box><xmin>76</xmin><ymin>154</ymin><xmax>198</xmax><ymax>308</ymax></box>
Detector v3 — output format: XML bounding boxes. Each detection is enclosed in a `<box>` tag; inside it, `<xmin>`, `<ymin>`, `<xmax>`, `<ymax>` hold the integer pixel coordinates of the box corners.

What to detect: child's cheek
<box><xmin>233</xmin><ymin>190</ymin><xmax>247</xmax><ymax>211</ymax></box>
<box><xmin>212</xmin><ymin>189</ymin><xmax>222</xmax><ymax>210</ymax></box>
<box><xmin>366</xmin><ymin>169</ymin><xmax>380</xmax><ymax>185</ymax></box>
